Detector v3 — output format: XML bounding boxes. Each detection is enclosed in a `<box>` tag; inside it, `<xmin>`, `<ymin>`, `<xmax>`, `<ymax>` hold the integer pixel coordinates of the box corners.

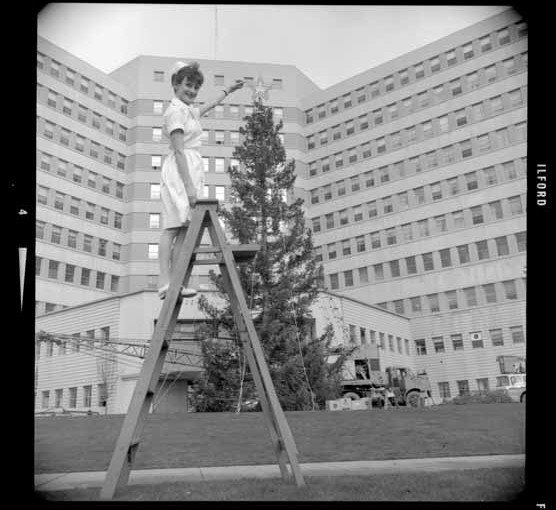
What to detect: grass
<box><xmin>35</xmin><ymin>403</ymin><xmax>524</xmax><ymax>474</ymax></box>
<box><xmin>36</xmin><ymin>467</ymin><xmax>525</xmax><ymax>501</ymax></box>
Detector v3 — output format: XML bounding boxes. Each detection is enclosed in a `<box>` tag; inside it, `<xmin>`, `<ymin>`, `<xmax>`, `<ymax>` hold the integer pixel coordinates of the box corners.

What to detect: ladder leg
<box><xmin>219</xmin><ymin>267</ymin><xmax>291</xmax><ymax>481</ymax></box>
<box><xmin>206</xmin><ymin>211</ymin><xmax>305</xmax><ymax>486</ymax></box>
<box><xmin>100</xmin><ymin>211</ymin><xmax>206</xmax><ymax>500</ymax></box>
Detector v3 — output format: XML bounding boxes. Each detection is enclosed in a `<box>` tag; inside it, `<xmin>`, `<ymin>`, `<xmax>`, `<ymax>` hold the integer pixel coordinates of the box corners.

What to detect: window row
<box><xmin>37</xmin><ymin>52</ymin><xmax>129</xmax><ymax>115</ymax></box>
<box><xmin>321</xmin><ymin>231</ymin><xmax>526</xmax><ymax>288</ymax></box>
<box><xmin>310</xmin><ymin>156</ymin><xmax>525</xmax><ymax>219</ymax></box>
<box><xmin>37</xmin><ymin>117</ymin><xmax>127</xmax><ymax>170</ymax></box>
<box><xmin>304</xmin><ymin>22</ymin><xmax>527</xmax><ymax>124</ymax></box>
<box><xmin>307</xmin><ymin>86</ymin><xmax>527</xmax><ymax>180</ymax></box>
<box><xmin>38</xmin><ymin>85</ymin><xmax>128</xmax><ymax>142</ymax></box>
<box><xmin>151</xmin><ymin>99</ymin><xmax>284</xmax><ymax>122</ymax></box>
<box><xmin>307</xmin><ymin>52</ymin><xmax>527</xmax><ymax>152</ymax></box>
<box><xmin>37</xmin><ymin>187</ymin><xmax>124</xmax><ymax>229</ymax></box>
<box><xmin>153</xmin><ymin>70</ymin><xmax>284</xmax><ymax>91</ymax></box>
<box><xmin>313</xmin><ymin>192</ymin><xmax>525</xmax><ymax>250</ymax></box>
<box><xmin>148</xmin><ymin>183</ymin><xmax>227</xmax><ymax>204</ymax></box>
<box><xmin>36</xmin><ymin>221</ymin><xmax>123</xmax><ymax>259</ymax></box>
<box><xmin>149</xmin><ymin>126</ymin><xmax>284</xmax><ymax>146</ymax></box>
<box><xmin>346</xmin><ymin>325</ymin><xmax>412</xmax><ymax>356</ymax></box>
<box><xmin>39</xmin><ymin>384</ymin><xmax>107</xmax><ymax>409</ymax></box>
<box><xmin>307</xmin><ymin>73</ymin><xmax>526</xmax><ymax>159</ymax></box>
<box><xmin>36</xmin><ymin>257</ymin><xmax>120</xmax><ymax>293</ymax></box>
<box><xmin>414</xmin><ymin>325</ymin><xmax>525</xmax><ymax>357</ymax></box>
<box><xmin>371</xmin><ymin>278</ymin><xmax>526</xmax><ymax>317</ymax></box>
<box><xmin>437</xmin><ymin>370</ymin><xmax>526</xmax><ymax>399</ymax></box>
<box><xmin>38</xmin><ymin>151</ymin><xmax>125</xmax><ymax>199</ymax></box>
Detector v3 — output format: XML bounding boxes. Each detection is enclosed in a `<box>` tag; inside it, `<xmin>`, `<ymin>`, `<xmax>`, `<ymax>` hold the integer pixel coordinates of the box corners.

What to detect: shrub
<box><xmin>447</xmin><ymin>390</ymin><xmax>515</xmax><ymax>405</ymax></box>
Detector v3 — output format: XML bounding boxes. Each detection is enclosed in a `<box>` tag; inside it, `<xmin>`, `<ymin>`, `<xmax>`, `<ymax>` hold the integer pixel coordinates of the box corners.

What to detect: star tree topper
<box><xmin>247</xmin><ymin>76</ymin><xmax>273</xmax><ymax>102</ymax></box>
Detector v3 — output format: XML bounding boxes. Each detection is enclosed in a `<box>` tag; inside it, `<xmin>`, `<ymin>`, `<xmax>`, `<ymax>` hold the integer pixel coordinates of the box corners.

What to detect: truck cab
<box><xmin>385</xmin><ymin>366</ymin><xmax>432</xmax><ymax>407</ymax></box>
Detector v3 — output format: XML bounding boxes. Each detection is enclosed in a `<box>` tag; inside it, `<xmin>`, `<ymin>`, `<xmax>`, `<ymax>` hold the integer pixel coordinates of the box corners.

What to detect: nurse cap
<box><xmin>170</xmin><ymin>61</ymin><xmax>190</xmax><ymax>77</ymax></box>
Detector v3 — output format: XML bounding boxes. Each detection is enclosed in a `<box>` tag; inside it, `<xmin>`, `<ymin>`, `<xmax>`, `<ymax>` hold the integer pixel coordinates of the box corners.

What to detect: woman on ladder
<box><xmin>158</xmin><ymin>61</ymin><xmax>243</xmax><ymax>299</ymax></box>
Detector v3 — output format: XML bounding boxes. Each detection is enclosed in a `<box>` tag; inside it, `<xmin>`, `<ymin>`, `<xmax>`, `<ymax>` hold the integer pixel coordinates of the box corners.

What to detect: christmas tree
<box><xmin>191</xmin><ymin>99</ymin><xmax>352</xmax><ymax>411</ymax></box>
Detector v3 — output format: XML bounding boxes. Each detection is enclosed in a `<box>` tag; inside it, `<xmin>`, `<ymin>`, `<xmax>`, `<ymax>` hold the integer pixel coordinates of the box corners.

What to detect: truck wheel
<box><xmin>406</xmin><ymin>391</ymin><xmax>421</xmax><ymax>408</ymax></box>
<box><xmin>520</xmin><ymin>393</ymin><xmax>526</xmax><ymax>404</ymax></box>
<box><xmin>343</xmin><ymin>392</ymin><xmax>361</xmax><ymax>400</ymax></box>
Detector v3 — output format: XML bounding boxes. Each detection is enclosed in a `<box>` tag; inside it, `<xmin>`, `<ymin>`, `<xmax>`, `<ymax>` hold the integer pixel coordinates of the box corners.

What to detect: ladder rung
<box><xmin>193</xmin><ymin>245</ymin><xmax>260</xmax><ymax>262</ymax></box>
<box><xmin>193</xmin><ymin>258</ymin><xmax>223</xmax><ymax>265</ymax></box>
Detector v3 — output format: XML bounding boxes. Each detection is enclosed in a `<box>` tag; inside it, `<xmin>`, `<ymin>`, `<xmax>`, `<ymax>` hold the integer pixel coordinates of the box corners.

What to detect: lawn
<box><xmin>34</xmin><ymin>403</ymin><xmax>524</xmax><ymax>474</ymax></box>
<box><xmin>36</xmin><ymin>468</ymin><xmax>525</xmax><ymax>501</ymax></box>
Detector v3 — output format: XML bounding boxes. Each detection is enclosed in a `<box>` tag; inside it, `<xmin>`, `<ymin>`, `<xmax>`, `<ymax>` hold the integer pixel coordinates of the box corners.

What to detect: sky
<box><xmin>37</xmin><ymin>4</ymin><xmax>511</xmax><ymax>90</ymax></box>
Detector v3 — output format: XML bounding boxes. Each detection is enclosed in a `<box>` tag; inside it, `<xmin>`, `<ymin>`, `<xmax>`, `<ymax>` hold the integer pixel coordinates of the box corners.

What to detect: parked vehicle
<box><xmin>341</xmin><ymin>358</ymin><xmax>432</xmax><ymax>407</ymax></box>
<box><xmin>496</xmin><ymin>355</ymin><xmax>526</xmax><ymax>403</ymax></box>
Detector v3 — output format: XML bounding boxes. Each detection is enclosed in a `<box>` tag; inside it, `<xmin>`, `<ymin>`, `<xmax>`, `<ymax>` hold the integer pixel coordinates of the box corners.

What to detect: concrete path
<box><xmin>35</xmin><ymin>454</ymin><xmax>524</xmax><ymax>492</ymax></box>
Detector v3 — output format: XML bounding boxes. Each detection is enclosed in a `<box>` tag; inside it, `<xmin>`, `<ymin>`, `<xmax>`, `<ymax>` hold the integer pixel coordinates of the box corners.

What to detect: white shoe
<box><xmin>158</xmin><ymin>284</ymin><xmax>198</xmax><ymax>299</ymax></box>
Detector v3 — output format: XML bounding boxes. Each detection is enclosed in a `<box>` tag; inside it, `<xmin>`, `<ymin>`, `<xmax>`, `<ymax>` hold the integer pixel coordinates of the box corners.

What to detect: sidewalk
<box><xmin>35</xmin><ymin>454</ymin><xmax>524</xmax><ymax>492</ymax></box>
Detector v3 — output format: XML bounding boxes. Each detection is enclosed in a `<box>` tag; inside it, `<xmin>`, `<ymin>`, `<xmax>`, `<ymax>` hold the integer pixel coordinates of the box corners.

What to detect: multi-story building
<box><xmin>36</xmin><ymin>8</ymin><xmax>526</xmax><ymax>408</ymax></box>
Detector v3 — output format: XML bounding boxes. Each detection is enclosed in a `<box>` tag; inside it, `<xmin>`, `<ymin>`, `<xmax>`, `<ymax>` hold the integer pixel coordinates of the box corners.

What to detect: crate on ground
<box><xmin>325</xmin><ymin>398</ymin><xmax>353</xmax><ymax>411</ymax></box>
<box><xmin>350</xmin><ymin>398</ymin><xmax>371</xmax><ymax>410</ymax></box>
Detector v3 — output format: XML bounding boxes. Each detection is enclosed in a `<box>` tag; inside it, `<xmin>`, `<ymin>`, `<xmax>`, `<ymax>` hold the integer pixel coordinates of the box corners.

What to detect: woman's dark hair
<box><xmin>171</xmin><ymin>61</ymin><xmax>204</xmax><ymax>90</ymax></box>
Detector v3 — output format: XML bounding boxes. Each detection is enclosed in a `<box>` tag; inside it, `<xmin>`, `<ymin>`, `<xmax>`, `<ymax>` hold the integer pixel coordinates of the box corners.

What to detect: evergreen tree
<box><xmin>191</xmin><ymin>99</ymin><xmax>353</xmax><ymax>411</ymax></box>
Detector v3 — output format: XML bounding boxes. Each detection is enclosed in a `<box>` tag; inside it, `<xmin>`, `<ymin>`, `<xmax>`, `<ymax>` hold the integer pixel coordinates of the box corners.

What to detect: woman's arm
<box><xmin>200</xmin><ymin>81</ymin><xmax>244</xmax><ymax>117</ymax></box>
<box><xmin>170</xmin><ymin>130</ymin><xmax>197</xmax><ymax>202</ymax></box>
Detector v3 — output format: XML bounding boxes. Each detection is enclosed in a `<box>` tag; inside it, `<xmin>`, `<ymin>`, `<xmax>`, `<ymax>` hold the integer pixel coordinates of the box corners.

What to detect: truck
<box><xmin>341</xmin><ymin>358</ymin><xmax>432</xmax><ymax>407</ymax></box>
<box><xmin>496</xmin><ymin>355</ymin><xmax>526</xmax><ymax>403</ymax></box>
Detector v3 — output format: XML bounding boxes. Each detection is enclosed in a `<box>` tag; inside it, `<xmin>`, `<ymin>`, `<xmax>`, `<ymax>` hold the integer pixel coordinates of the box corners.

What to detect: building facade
<box><xmin>36</xmin><ymin>8</ymin><xmax>526</xmax><ymax>405</ymax></box>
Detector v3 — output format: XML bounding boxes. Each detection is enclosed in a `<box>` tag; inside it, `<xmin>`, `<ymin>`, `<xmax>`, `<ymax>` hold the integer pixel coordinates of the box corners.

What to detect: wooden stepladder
<box><xmin>100</xmin><ymin>199</ymin><xmax>305</xmax><ymax>500</ymax></box>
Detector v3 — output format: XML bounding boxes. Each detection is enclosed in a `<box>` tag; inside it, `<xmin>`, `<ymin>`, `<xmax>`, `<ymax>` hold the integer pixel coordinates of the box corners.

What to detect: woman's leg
<box><xmin>159</xmin><ymin>227</ymin><xmax>180</xmax><ymax>290</ymax></box>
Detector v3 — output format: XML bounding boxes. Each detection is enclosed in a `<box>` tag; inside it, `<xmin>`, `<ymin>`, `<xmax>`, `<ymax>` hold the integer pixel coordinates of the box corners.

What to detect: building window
<box><xmin>36</xmin><ymin>221</ymin><xmax>46</xmax><ymax>240</ymax></box>
<box><xmin>341</xmin><ymin>238</ymin><xmax>351</xmax><ymax>255</ymax></box>
<box><xmin>64</xmin><ymin>264</ymin><xmax>75</xmax><ymax>283</ymax></box>
<box><xmin>433</xmin><ymin>337</ymin><xmax>445</xmax><ymax>353</ymax></box>
<box><xmin>334</xmin><ymin>153</ymin><xmax>343</xmax><ymax>168</ymax></box>
<box><xmin>353</xmin><ymin>205</ymin><xmax>363</xmax><ymax>222</ymax></box>
<box><xmin>405</xmin><ymin>256</ymin><xmax>417</xmax><ymax>275</ymax></box>
<box><xmin>410</xmin><ymin>296</ymin><xmax>421</xmax><ymax>313</ymax></box>
<box><xmin>344</xmin><ymin>270</ymin><xmax>354</xmax><ymax>287</ymax></box>
<box><xmin>114</xmin><ymin>212</ymin><xmax>123</xmax><ymax>229</ymax></box>
<box><xmin>152</xmin><ymin>127</ymin><xmax>162</xmax><ymax>142</ymax></box>
<box><xmin>383</xmin><ymin>197</ymin><xmax>393</xmax><ymax>215</ymax></box>
<box><xmin>80</xmin><ymin>268</ymin><xmax>90</xmax><ymax>286</ymax></box>
<box><xmin>415</xmin><ymin>339</ymin><xmax>427</xmax><ymax>356</ymax></box>
<box><xmin>338</xmin><ymin>209</ymin><xmax>348</xmax><ymax>225</ymax></box>
<box><xmin>83</xmin><ymin>234</ymin><xmax>93</xmax><ymax>252</ymax></box>
<box><xmin>503</xmin><ymin>280</ymin><xmax>518</xmax><ymax>300</ymax></box>
<box><xmin>149</xmin><ymin>213</ymin><xmax>160</xmax><ymax>229</ymax></box>
<box><xmin>96</xmin><ymin>271</ymin><xmax>106</xmax><ymax>289</ymax></box>
<box><xmin>487</xmin><ymin>200</ymin><xmax>503</xmax><ymax>221</ymax></box>
<box><xmin>495</xmin><ymin>236</ymin><xmax>510</xmax><ymax>257</ymax></box>
<box><xmin>490</xmin><ymin>328</ymin><xmax>504</xmax><ymax>346</ymax></box>
<box><xmin>373</xmin><ymin>263</ymin><xmax>384</xmax><ymax>281</ymax></box>
<box><xmin>386</xmin><ymin>228</ymin><xmax>397</xmax><ymax>246</ymax></box>
<box><xmin>471</xmin><ymin>332</ymin><xmax>484</xmax><ymax>349</ymax></box>
<box><xmin>471</xmin><ymin>206</ymin><xmax>484</xmax><ymax>225</ymax></box>
<box><xmin>464</xmin><ymin>286</ymin><xmax>478</xmax><ymax>307</ymax></box>
<box><xmin>325</xmin><ymin>213</ymin><xmax>334</xmax><ymax>230</ymax></box>
<box><xmin>150</xmin><ymin>184</ymin><xmax>161</xmax><ymax>200</ymax></box>
<box><xmin>422</xmin><ymin>252</ymin><xmax>434</xmax><ymax>271</ymax></box>
<box><xmin>356</xmin><ymin>235</ymin><xmax>366</xmax><ymax>253</ymax></box>
<box><xmin>476</xmin><ymin>240</ymin><xmax>490</xmax><ymax>260</ymax></box>
<box><xmin>367</xmin><ymin>201</ymin><xmax>377</xmax><ymax>219</ymax></box>
<box><xmin>427</xmin><ymin>294</ymin><xmax>440</xmax><ymax>313</ymax></box>
<box><xmin>327</xmin><ymin>243</ymin><xmax>337</xmax><ymax>260</ymax></box>
<box><xmin>370</xmin><ymin>232</ymin><xmax>381</xmax><ymax>249</ymax></box>
<box><xmin>418</xmin><ymin>219</ymin><xmax>430</xmax><ymax>238</ymax></box>
<box><xmin>390</xmin><ymin>260</ymin><xmax>401</xmax><ymax>278</ymax></box>
<box><xmin>509</xmin><ymin>195</ymin><xmax>524</xmax><ymax>216</ymax></box>
<box><xmin>439</xmin><ymin>248</ymin><xmax>452</xmax><ymax>268</ymax></box>
<box><xmin>510</xmin><ymin>326</ymin><xmax>524</xmax><ymax>344</ymax></box>
<box><xmin>35</xmin><ymin>256</ymin><xmax>42</xmax><ymax>276</ymax></box>
<box><xmin>497</xmin><ymin>27</ymin><xmax>510</xmax><ymax>45</ymax></box>
<box><xmin>446</xmin><ymin>290</ymin><xmax>459</xmax><ymax>310</ymax></box>
<box><xmin>48</xmin><ymin>260</ymin><xmax>59</xmax><ymax>279</ymax></box>
<box><xmin>214</xmin><ymin>158</ymin><xmax>225</xmax><ymax>173</ymax></box>
<box><xmin>456</xmin><ymin>380</ymin><xmax>470</xmax><ymax>396</ymax></box>
<box><xmin>451</xmin><ymin>334</ymin><xmax>463</xmax><ymax>351</ymax></box>
<box><xmin>413</xmin><ymin>187</ymin><xmax>425</xmax><ymax>205</ymax></box>
<box><xmin>329</xmin><ymin>273</ymin><xmax>339</xmax><ymax>290</ymax></box>
<box><xmin>82</xmin><ymin>385</ymin><xmax>92</xmax><ymax>407</ymax></box>
<box><xmin>50</xmin><ymin>225</ymin><xmax>62</xmax><ymax>244</ymax></box>
<box><xmin>54</xmin><ymin>192</ymin><xmax>65</xmax><ymax>210</ymax></box>
<box><xmin>438</xmin><ymin>382</ymin><xmax>451</xmax><ymax>399</ymax></box>
<box><xmin>398</xmin><ymin>192</ymin><xmax>409</xmax><ymax>210</ymax></box>
<box><xmin>483</xmin><ymin>283</ymin><xmax>498</xmax><ymax>303</ymax></box>
<box><xmin>515</xmin><ymin>232</ymin><xmax>526</xmax><ymax>252</ymax></box>
<box><xmin>480</xmin><ymin>35</ymin><xmax>492</xmax><ymax>52</ymax></box>
<box><xmin>148</xmin><ymin>244</ymin><xmax>159</xmax><ymax>260</ymax></box>
<box><xmin>60</xmin><ymin>128</ymin><xmax>70</xmax><ymax>146</ymax></box>
<box><xmin>343</xmin><ymin>93</ymin><xmax>352</xmax><ymax>108</ymax></box>
<box><xmin>112</xmin><ymin>244</ymin><xmax>121</xmax><ymax>261</ymax></box>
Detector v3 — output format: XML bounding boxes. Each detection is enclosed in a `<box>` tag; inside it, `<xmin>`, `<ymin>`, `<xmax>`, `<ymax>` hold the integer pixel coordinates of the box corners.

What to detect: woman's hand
<box><xmin>227</xmin><ymin>81</ymin><xmax>244</xmax><ymax>95</ymax></box>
